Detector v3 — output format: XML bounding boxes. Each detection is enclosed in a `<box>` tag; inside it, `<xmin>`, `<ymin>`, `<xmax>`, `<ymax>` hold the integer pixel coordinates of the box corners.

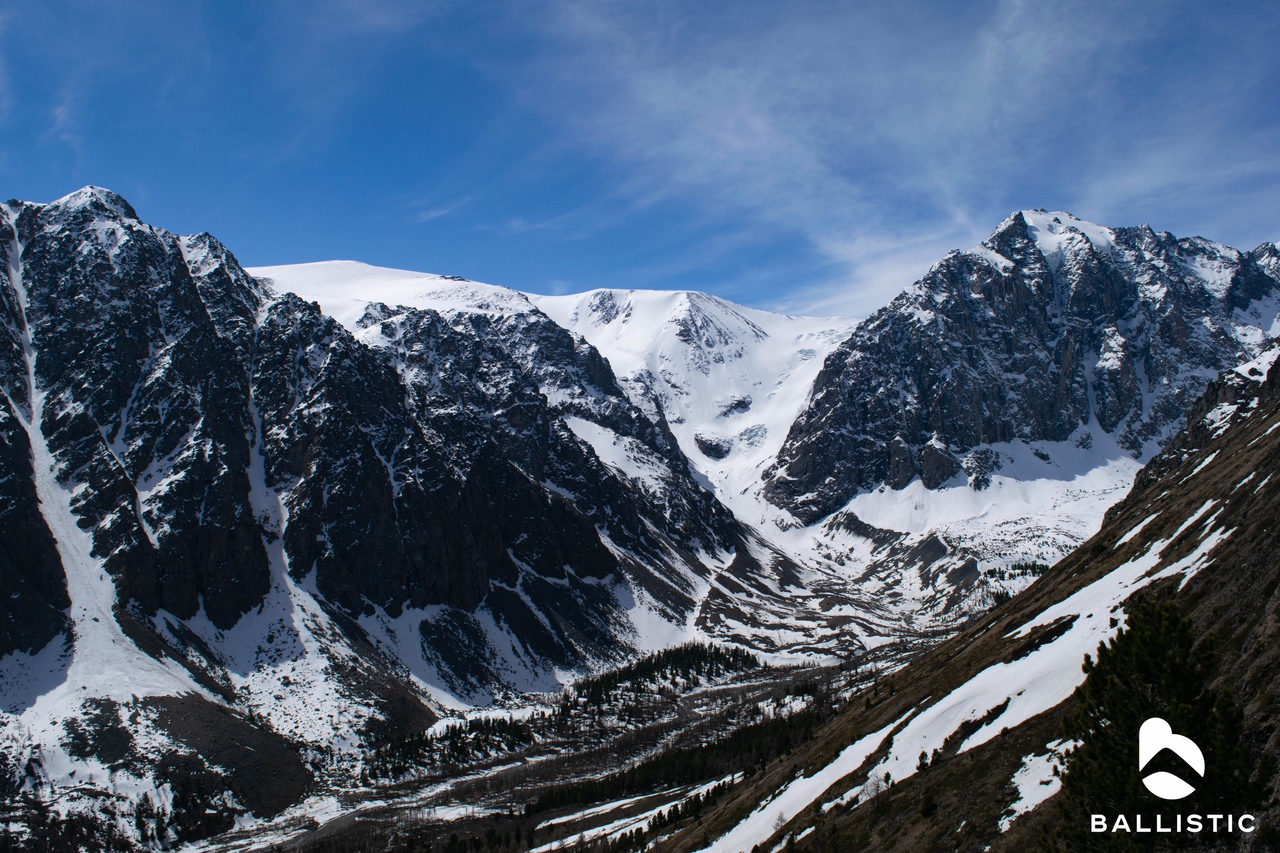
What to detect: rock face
<box><xmin>0</xmin><ymin>188</ymin><xmax>745</xmax><ymax>688</ymax></box>
<box><xmin>764</xmin><ymin>210</ymin><xmax>1280</xmax><ymax>523</ymax></box>
<box><xmin>0</xmin><ymin>398</ymin><xmax>70</xmax><ymax>658</ymax></box>
<box><xmin>0</xmin><ymin>210</ymin><xmax>70</xmax><ymax>657</ymax></box>
<box><xmin>6</xmin><ymin>191</ymin><xmax>271</xmax><ymax>633</ymax></box>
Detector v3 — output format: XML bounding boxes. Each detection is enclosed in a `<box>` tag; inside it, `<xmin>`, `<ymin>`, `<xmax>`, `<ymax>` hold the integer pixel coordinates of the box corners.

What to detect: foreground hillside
<box><xmin>656</xmin><ymin>349</ymin><xmax>1280</xmax><ymax>852</ymax></box>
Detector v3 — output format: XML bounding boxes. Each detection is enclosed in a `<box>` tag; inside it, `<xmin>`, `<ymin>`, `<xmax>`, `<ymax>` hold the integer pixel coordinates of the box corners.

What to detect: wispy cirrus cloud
<box><xmin>410</xmin><ymin>196</ymin><xmax>473</xmax><ymax>223</ymax></box>
<box><xmin>0</xmin><ymin>1</ymin><xmax>1274</xmax><ymax>313</ymax></box>
<box><xmin>495</xmin><ymin>0</ymin><xmax>1280</xmax><ymax>313</ymax></box>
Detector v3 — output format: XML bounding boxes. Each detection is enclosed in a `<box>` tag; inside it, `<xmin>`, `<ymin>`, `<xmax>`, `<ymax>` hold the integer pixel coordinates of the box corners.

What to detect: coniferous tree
<box><xmin>1047</xmin><ymin>600</ymin><xmax>1260</xmax><ymax>851</ymax></box>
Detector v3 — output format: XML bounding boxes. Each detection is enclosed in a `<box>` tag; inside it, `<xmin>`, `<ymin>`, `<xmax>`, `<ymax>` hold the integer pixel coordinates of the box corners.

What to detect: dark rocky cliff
<box><xmin>764</xmin><ymin>210</ymin><xmax>1280</xmax><ymax>523</ymax></box>
<box><xmin>0</xmin><ymin>187</ymin><xmax>739</xmax><ymax>694</ymax></box>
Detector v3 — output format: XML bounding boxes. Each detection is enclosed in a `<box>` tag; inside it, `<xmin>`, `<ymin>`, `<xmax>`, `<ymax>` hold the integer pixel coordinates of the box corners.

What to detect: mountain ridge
<box><xmin>763</xmin><ymin>208</ymin><xmax>1279</xmax><ymax>523</ymax></box>
<box><xmin>1</xmin><ymin>187</ymin><xmax>1276</xmax><ymax>849</ymax></box>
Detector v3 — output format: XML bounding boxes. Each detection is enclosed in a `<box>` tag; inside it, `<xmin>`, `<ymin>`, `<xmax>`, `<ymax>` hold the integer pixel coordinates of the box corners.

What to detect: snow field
<box><xmin>697</xmin><ymin>717</ymin><xmax>903</xmax><ymax>853</ymax></box>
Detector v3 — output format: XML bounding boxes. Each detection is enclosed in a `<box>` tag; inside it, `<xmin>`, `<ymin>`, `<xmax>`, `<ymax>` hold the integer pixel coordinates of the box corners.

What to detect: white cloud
<box><xmin>0</xmin><ymin>13</ymin><xmax>11</xmax><ymax>121</ymax></box>
<box><xmin>500</xmin><ymin>0</ymin><xmax>1280</xmax><ymax>313</ymax></box>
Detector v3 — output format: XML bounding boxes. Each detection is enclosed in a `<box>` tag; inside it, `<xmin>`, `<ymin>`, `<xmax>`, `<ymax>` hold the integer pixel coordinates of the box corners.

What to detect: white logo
<box><xmin>1139</xmin><ymin>717</ymin><xmax>1204</xmax><ymax>800</ymax></box>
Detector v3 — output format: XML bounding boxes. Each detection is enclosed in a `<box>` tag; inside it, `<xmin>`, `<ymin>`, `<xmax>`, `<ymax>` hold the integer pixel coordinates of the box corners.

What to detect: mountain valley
<box><xmin>1</xmin><ymin>187</ymin><xmax>1277</xmax><ymax>850</ymax></box>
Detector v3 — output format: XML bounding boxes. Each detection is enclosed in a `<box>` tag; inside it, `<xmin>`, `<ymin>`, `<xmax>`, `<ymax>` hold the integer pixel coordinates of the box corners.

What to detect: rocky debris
<box><xmin>695</xmin><ymin>434</ymin><xmax>733</xmax><ymax>459</ymax></box>
<box><xmin>146</xmin><ymin>694</ymin><xmax>311</xmax><ymax>820</ymax></box>
<box><xmin>963</xmin><ymin>447</ymin><xmax>1004</xmax><ymax>491</ymax></box>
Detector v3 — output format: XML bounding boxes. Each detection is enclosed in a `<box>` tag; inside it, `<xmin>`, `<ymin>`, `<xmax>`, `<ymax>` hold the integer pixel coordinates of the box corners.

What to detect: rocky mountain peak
<box><xmin>45</xmin><ymin>185</ymin><xmax>141</xmax><ymax>222</ymax></box>
<box><xmin>763</xmin><ymin>211</ymin><xmax>1280</xmax><ymax>524</ymax></box>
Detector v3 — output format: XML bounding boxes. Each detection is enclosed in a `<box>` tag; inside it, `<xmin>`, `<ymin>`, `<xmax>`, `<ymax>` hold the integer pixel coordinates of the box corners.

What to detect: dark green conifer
<box><xmin>1047</xmin><ymin>600</ymin><xmax>1261</xmax><ymax>851</ymax></box>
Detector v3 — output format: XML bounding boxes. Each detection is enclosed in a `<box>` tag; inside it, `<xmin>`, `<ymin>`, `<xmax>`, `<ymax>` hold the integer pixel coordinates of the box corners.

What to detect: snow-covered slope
<box><xmin>250</xmin><ymin>260</ymin><xmax>537</xmax><ymax>326</ymax></box>
<box><xmin>528</xmin><ymin>289</ymin><xmax>858</xmax><ymax>524</ymax></box>
<box><xmin>673</xmin><ymin>350</ymin><xmax>1280</xmax><ymax>853</ymax></box>
<box><xmin>252</xmin><ymin>221</ymin><xmax>1280</xmax><ymax>660</ymax></box>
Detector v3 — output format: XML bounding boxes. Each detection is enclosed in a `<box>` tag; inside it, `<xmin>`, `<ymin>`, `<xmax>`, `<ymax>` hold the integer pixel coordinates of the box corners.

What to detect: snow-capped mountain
<box><xmin>0</xmin><ymin>188</ymin><xmax>1277</xmax><ymax>848</ymax></box>
<box><xmin>251</xmin><ymin>263</ymin><xmax>861</xmax><ymax>659</ymax></box>
<box><xmin>0</xmin><ymin>190</ymin><xmax>754</xmax><ymax>845</ymax></box>
<box><xmin>527</xmin><ymin>288</ymin><xmax>858</xmax><ymax>526</ymax></box>
<box><xmin>536</xmin><ymin>217</ymin><xmax>1276</xmax><ymax>660</ymax></box>
<box><xmin>766</xmin><ymin>210</ymin><xmax>1280</xmax><ymax>523</ymax></box>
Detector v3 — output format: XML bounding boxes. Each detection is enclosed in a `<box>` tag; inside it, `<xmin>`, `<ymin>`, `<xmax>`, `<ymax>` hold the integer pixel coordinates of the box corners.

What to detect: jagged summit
<box><xmin>12</xmin><ymin>185</ymin><xmax>143</xmax><ymax>226</ymax></box>
<box><xmin>763</xmin><ymin>208</ymin><xmax>1280</xmax><ymax>523</ymax></box>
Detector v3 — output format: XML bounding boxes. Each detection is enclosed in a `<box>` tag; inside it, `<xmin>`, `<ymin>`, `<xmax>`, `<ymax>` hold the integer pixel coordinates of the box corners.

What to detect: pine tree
<box><xmin>1046</xmin><ymin>600</ymin><xmax>1261</xmax><ymax>851</ymax></box>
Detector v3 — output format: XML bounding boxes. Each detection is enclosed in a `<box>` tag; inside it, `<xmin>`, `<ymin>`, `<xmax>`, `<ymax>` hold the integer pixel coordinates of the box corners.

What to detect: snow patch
<box><xmin>999</xmin><ymin>739</ymin><xmax>1078</xmax><ymax>832</ymax></box>
<box><xmin>249</xmin><ymin>260</ymin><xmax>537</xmax><ymax>331</ymax></box>
<box><xmin>698</xmin><ymin>716</ymin><xmax>903</xmax><ymax>853</ymax></box>
<box><xmin>1022</xmin><ymin>210</ymin><xmax>1117</xmax><ymax>259</ymax></box>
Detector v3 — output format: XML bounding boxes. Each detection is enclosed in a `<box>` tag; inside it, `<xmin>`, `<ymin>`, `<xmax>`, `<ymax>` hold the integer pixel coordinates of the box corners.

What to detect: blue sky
<box><xmin>1</xmin><ymin>0</ymin><xmax>1277</xmax><ymax>316</ymax></box>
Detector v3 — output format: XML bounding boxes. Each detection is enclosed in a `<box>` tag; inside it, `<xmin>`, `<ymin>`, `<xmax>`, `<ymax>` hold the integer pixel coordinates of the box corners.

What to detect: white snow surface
<box><xmin>697</xmin><ymin>717</ymin><xmax>902</xmax><ymax>853</ymax></box>
<box><xmin>999</xmin><ymin>739</ymin><xmax>1077</xmax><ymax>832</ymax></box>
<box><xmin>1021</xmin><ymin>210</ymin><xmax>1117</xmax><ymax>261</ymax></box>
<box><xmin>249</xmin><ymin>260</ymin><xmax>536</xmax><ymax>330</ymax></box>
<box><xmin>563</xmin><ymin>415</ymin><xmax>673</xmax><ymax>499</ymax></box>
<box><xmin>529</xmin><ymin>287</ymin><xmax>858</xmax><ymax>525</ymax></box>
<box><xmin>6</xmin><ymin>386</ymin><xmax>206</xmax><ymax>710</ymax></box>
<box><xmin>534</xmin><ymin>792</ymin><xmax>656</xmax><ymax>830</ymax></box>
<box><xmin>838</xmin><ymin>425</ymin><xmax>1139</xmax><ymax>538</ymax></box>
